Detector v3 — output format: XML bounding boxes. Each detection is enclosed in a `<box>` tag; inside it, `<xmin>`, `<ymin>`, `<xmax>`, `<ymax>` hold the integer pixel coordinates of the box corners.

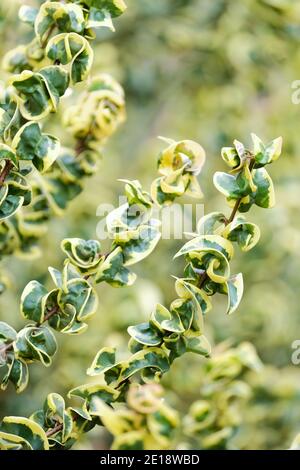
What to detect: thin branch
<box><xmin>227</xmin><ymin>197</ymin><xmax>241</xmax><ymax>224</ymax></box>
<box><xmin>41</xmin><ymin>24</ymin><xmax>57</xmax><ymax>49</ymax></box>
<box><xmin>0</xmin><ymin>160</ymin><xmax>13</xmax><ymax>188</ymax></box>
<box><xmin>43</xmin><ymin>305</ymin><xmax>60</xmax><ymax>323</ymax></box>
<box><xmin>75</xmin><ymin>137</ymin><xmax>89</xmax><ymax>157</ymax></box>
<box><xmin>46</xmin><ymin>422</ymin><xmax>63</xmax><ymax>438</ymax></box>
<box><xmin>46</xmin><ymin>412</ymin><xmax>78</xmax><ymax>438</ymax></box>
<box><xmin>198</xmin><ymin>158</ymin><xmax>256</xmax><ymax>289</ymax></box>
<box><xmin>36</xmin><ymin>305</ymin><xmax>60</xmax><ymax>327</ymax></box>
<box><xmin>0</xmin><ymin>342</ymin><xmax>13</xmax><ymax>355</ymax></box>
<box><xmin>226</xmin><ymin>159</ymin><xmax>255</xmax><ymax>224</ymax></box>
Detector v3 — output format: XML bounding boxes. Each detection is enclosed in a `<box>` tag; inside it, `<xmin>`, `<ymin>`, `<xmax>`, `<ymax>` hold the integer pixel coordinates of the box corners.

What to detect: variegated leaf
<box><xmin>222</xmin><ymin>217</ymin><xmax>260</xmax><ymax>252</ymax></box>
<box><xmin>46</xmin><ymin>33</ymin><xmax>93</xmax><ymax>84</ymax></box>
<box><xmin>147</xmin><ymin>404</ymin><xmax>179</xmax><ymax>448</ymax></box>
<box><xmin>252</xmin><ymin>133</ymin><xmax>282</xmax><ymax>167</ymax></box>
<box><xmin>58</xmin><ymin>278</ymin><xmax>98</xmax><ymax>322</ymax></box>
<box><xmin>20</xmin><ymin>280</ymin><xmax>48</xmax><ymax>324</ymax></box>
<box><xmin>95</xmin><ymin>246</ymin><xmax>137</xmax><ymax>287</ymax></box>
<box><xmin>118</xmin><ymin>347</ymin><xmax>170</xmax><ymax>384</ymax></box>
<box><xmin>35</xmin><ymin>2</ymin><xmax>85</xmax><ymax>44</ymax></box>
<box><xmin>185</xmin><ymin>335</ymin><xmax>211</xmax><ymax>356</ymax></box>
<box><xmin>87</xmin><ymin>347</ymin><xmax>117</xmax><ymax>376</ymax></box>
<box><xmin>127</xmin><ymin>322</ymin><xmax>163</xmax><ymax>347</ymax></box>
<box><xmin>150</xmin><ymin>303</ymin><xmax>184</xmax><ymax>334</ymax></box>
<box><xmin>174</xmin><ymin>234</ymin><xmax>234</xmax><ymax>261</ymax></box>
<box><xmin>61</xmin><ymin>238</ymin><xmax>102</xmax><ymax>272</ymax></box>
<box><xmin>253</xmin><ymin>167</ymin><xmax>275</xmax><ymax>208</ymax></box>
<box><xmin>0</xmin><ymin>416</ymin><xmax>49</xmax><ymax>450</ymax></box>
<box><xmin>14</xmin><ymin>326</ymin><xmax>57</xmax><ymax>366</ymax></box>
<box><xmin>119</xmin><ymin>223</ymin><xmax>161</xmax><ymax>266</ymax></box>
<box><xmin>223</xmin><ymin>270</ymin><xmax>242</xmax><ymax>314</ymax></box>
<box><xmin>1</xmin><ymin>357</ymin><xmax>29</xmax><ymax>394</ymax></box>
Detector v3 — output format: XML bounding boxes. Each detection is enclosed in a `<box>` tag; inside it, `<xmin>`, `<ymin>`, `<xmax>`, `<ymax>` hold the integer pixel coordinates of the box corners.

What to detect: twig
<box><xmin>43</xmin><ymin>305</ymin><xmax>60</xmax><ymax>323</ymax></box>
<box><xmin>198</xmin><ymin>158</ymin><xmax>256</xmax><ymax>289</ymax></box>
<box><xmin>36</xmin><ymin>305</ymin><xmax>60</xmax><ymax>327</ymax></box>
<box><xmin>41</xmin><ymin>24</ymin><xmax>56</xmax><ymax>49</ymax></box>
<box><xmin>75</xmin><ymin>137</ymin><xmax>88</xmax><ymax>157</ymax></box>
<box><xmin>46</xmin><ymin>422</ymin><xmax>63</xmax><ymax>438</ymax></box>
<box><xmin>0</xmin><ymin>342</ymin><xmax>13</xmax><ymax>355</ymax></box>
<box><xmin>0</xmin><ymin>160</ymin><xmax>13</xmax><ymax>188</ymax></box>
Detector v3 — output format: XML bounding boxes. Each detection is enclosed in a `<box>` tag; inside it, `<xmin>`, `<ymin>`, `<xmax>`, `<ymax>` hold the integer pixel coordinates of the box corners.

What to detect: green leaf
<box><xmin>252</xmin><ymin>133</ymin><xmax>282</xmax><ymax>166</ymax></box>
<box><xmin>128</xmin><ymin>322</ymin><xmax>163</xmax><ymax>347</ymax></box>
<box><xmin>119</xmin><ymin>348</ymin><xmax>170</xmax><ymax>383</ymax></box>
<box><xmin>46</xmin><ymin>33</ymin><xmax>94</xmax><ymax>84</ymax></box>
<box><xmin>222</xmin><ymin>217</ymin><xmax>260</xmax><ymax>252</ymax></box>
<box><xmin>9</xmin><ymin>71</ymin><xmax>51</xmax><ymax>120</ymax></box>
<box><xmin>87</xmin><ymin>8</ymin><xmax>115</xmax><ymax>31</ymax></box>
<box><xmin>150</xmin><ymin>303</ymin><xmax>184</xmax><ymax>334</ymax></box>
<box><xmin>42</xmin><ymin>393</ymin><xmax>73</xmax><ymax>444</ymax></box>
<box><xmin>95</xmin><ymin>247</ymin><xmax>137</xmax><ymax>287</ymax></box>
<box><xmin>47</xmin><ymin>297</ymin><xmax>88</xmax><ymax>336</ymax></box>
<box><xmin>221</xmin><ymin>146</ymin><xmax>240</xmax><ymax>169</ymax></box>
<box><xmin>112</xmin><ymin>431</ymin><xmax>144</xmax><ymax>450</ymax></box>
<box><xmin>119</xmin><ymin>223</ymin><xmax>161</xmax><ymax>266</ymax></box>
<box><xmin>253</xmin><ymin>168</ymin><xmax>275</xmax><ymax>208</ymax></box>
<box><xmin>39</xmin><ymin>65</ymin><xmax>70</xmax><ymax>102</ymax></box>
<box><xmin>0</xmin><ymin>171</ymin><xmax>32</xmax><ymax>222</ymax></box>
<box><xmin>0</xmin><ymin>144</ymin><xmax>18</xmax><ymax>168</ymax></box>
<box><xmin>123</xmin><ymin>179</ymin><xmax>152</xmax><ymax>208</ymax></box>
<box><xmin>147</xmin><ymin>405</ymin><xmax>179</xmax><ymax>448</ymax></box>
<box><xmin>61</xmin><ymin>238</ymin><xmax>102</xmax><ymax>271</ymax></box>
<box><xmin>1</xmin><ymin>357</ymin><xmax>29</xmax><ymax>394</ymax></box>
<box><xmin>106</xmin><ymin>202</ymin><xmax>151</xmax><ymax>240</ymax></box>
<box><xmin>68</xmin><ymin>383</ymin><xmax>120</xmax><ymax>409</ymax></box>
<box><xmin>9</xmin><ymin>67</ymin><xmax>68</xmax><ymax>121</ymax></box>
<box><xmin>65</xmin><ymin>73</ymin><xmax>125</xmax><ymax>141</ymax></box>
<box><xmin>81</xmin><ymin>1</ymin><xmax>127</xmax><ymax>30</ymax></box>
<box><xmin>213</xmin><ymin>165</ymin><xmax>256</xmax><ymax>200</ymax></box>
<box><xmin>224</xmin><ymin>273</ymin><xmax>244</xmax><ymax>315</ymax></box>
<box><xmin>185</xmin><ymin>400</ymin><xmax>215</xmax><ymax>434</ymax></box>
<box><xmin>19</xmin><ymin>5</ymin><xmax>39</xmax><ymax>26</ymax></box>
<box><xmin>20</xmin><ymin>280</ymin><xmax>48</xmax><ymax>324</ymax></box>
<box><xmin>2</xmin><ymin>46</ymin><xmax>30</xmax><ymax>74</ymax></box>
<box><xmin>35</xmin><ymin>2</ymin><xmax>85</xmax><ymax>43</ymax></box>
<box><xmin>151</xmin><ymin>138</ymin><xmax>205</xmax><ymax>204</ymax></box>
<box><xmin>172</xmin><ymin>281</ymin><xmax>205</xmax><ymax>333</ymax></box>
<box><xmin>175</xmin><ymin>278</ymin><xmax>212</xmax><ymax>315</ymax></box>
<box><xmin>159</xmin><ymin>167</ymin><xmax>186</xmax><ymax>196</ymax></box>
<box><xmin>14</xmin><ymin>326</ymin><xmax>57</xmax><ymax>366</ymax></box>
<box><xmin>185</xmin><ymin>335</ymin><xmax>211</xmax><ymax>356</ymax></box>
<box><xmin>0</xmin><ymin>433</ymin><xmax>25</xmax><ymax>450</ymax></box>
<box><xmin>13</xmin><ymin>122</ymin><xmax>60</xmax><ymax>172</ymax></box>
<box><xmin>174</xmin><ymin>234</ymin><xmax>234</xmax><ymax>261</ymax></box>
<box><xmin>86</xmin><ymin>0</ymin><xmax>127</xmax><ymax>18</ymax></box>
<box><xmin>0</xmin><ymin>189</ymin><xmax>22</xmax><ymax>221</ymax></box>
<box><xmin>87</xmin><ymin>347</ymin><xmax>117</xmax><ymax>376</ymax></box>
<box><xmin>158</xmin><ymin>138</ymin><xmax>206</xmax><ymax>177</ymax></box>
<box><xmin>150</xmin><ymin>178</ymin><xmax>177</xmax><ymax>206</ymax></box>
<box><xmin>196</xmin><ymin>212</ymin><xmax>226</xmax><ymax>236</ymax></box>
<box><xmin>0</xmin><ymin>417</ymin><xmax>49</xmax><ymax>450</ymax></box>
<box><xmin>58</xmin><ymin>278</ymin><xmax>98</xmax><ymax>321</ymax></box>
<box><xmin>0</xmin><ymin>322</ymin><xmax>17</xmax><ymax>343</ymax></box>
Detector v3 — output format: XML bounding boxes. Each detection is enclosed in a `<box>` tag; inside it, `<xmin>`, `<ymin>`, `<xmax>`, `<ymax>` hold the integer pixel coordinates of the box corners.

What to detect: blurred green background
<box><xmin>1</xmin><ymin>0</ymin><xmax>300</xmax><ymax>450</ymax></box>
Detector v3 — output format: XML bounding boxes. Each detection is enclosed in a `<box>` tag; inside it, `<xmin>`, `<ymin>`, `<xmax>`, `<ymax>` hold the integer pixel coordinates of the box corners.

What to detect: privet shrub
<box><xmin>0</xmin><ymin>1</ymin><xmax>126</xmax><ymax>261</ymax></box>
<box><xmin>0</xmin><ymin>0</ymin><xmax>290</xmax><ymax>452</ymax></box>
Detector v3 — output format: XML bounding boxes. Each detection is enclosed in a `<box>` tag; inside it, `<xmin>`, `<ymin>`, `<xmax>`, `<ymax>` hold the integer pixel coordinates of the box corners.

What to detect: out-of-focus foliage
<box><xmin>0</xmin><ymin>0</ymin><xmax>300</xmax><ymax>450</ymax></box>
